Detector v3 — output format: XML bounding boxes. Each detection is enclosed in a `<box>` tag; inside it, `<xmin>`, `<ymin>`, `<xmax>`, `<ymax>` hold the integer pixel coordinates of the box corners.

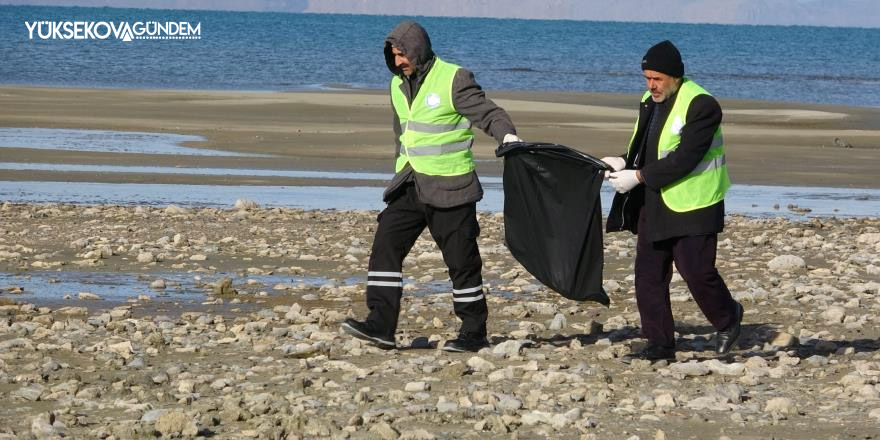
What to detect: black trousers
<box><xmin>634</xmin><ymin>232</ymin><xmax>737</xmax><ymax>347</ymax></box>
<box><xmin>365</xmin><ymin>183</ymin><xmax>487</xmax><ymax>339</ymax></box>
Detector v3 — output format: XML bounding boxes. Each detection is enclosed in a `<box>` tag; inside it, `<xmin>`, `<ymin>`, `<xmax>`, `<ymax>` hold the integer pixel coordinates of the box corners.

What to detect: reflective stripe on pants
<box><xmin>364</xmin><ymin>183</ymin><xmax>487</xmax><ymax>338</ymax></box>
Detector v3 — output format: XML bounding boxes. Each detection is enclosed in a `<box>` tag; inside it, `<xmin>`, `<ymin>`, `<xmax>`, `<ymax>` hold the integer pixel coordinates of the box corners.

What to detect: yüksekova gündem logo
<box><xmin>25</xmin><ymin>21</ymin><xmax>201</xmax><ymax>42</ymax></box>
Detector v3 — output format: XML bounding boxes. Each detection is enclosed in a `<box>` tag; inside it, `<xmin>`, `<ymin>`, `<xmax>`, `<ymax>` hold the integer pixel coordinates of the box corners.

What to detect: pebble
<box><xmin>768</xmin><ymin>254</ymin><xmax>806</xmax><ymax>271</ymax></box>
<box><xmin>548</xmin><ymin>313</ymin><xmax>567</xmax><ymax>330</ymax></box>
<box><xmin>668</xmin><ymin>361</ymin><xmax>711</xmax><ymax>377</ymax></box>
<box><xmin>404</xmin><ymin>381</ymin><xmax>430</xmax><ymax>392</ymax></box>
<box><xmin>764</xmin><ymin>397</ymin><xmax>797</xmax><ymax>416</ymax></box>
<box><xmin>399</xmin><ymin>429</ymin><xmax>436</xmax><ymax>440</ymax></box>
<box><xmin>492</xmin><ymin>339</ymin><xmax>527</xmax><ymax>358</ymax></box>
<box><xmin>467</xmin><ymin>356</ymin><xmax>496</xmax><ymax>373</ymax></box>
<box><xmin>154</xmin><ymin>411</ymin><xmax>198</xmax><ymax>438</ymax></box>
<box><xmin>771</xmin><ymin>332</ymin><xmax>798</xmax><ymax>348</ymax></box>
<box><xmin>822</xmin><ymin>306</ymin><xmax>846</xmax><ymax>324</ymax></box>
<box><xmin>78</xmin><ymin>292</ymin><xmax>101</xmax><ymax>300</ymax></box>
<box><xmin>0</xmin><ymin>205</ymin><xmax>878</xmax><ymax>438</ymax></box>
<box><xmin>30</xmin><ymin>413</ymin><xmax>55</xmax><ymax>437</ymax></box>
<box><xmin>369</xmin><ymin>421</ymin><xmax>399</xmax><ymax>440</ymax></box>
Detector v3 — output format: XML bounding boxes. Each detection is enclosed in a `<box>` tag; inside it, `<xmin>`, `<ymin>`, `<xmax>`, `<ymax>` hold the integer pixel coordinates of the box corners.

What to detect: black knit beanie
<box><xmin>641</xmin><ymin>40</ymin><xmax>684</xmax><ymax>77</ymax></box>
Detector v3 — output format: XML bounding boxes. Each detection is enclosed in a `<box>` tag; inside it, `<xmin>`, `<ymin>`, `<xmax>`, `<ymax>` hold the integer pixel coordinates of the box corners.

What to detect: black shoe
<box><xmin>715</xmin><ymin>302</ymin><xmax>744</xmax><ymax>354</ymax></box>
<box><xmin>442</xmin><ymin>333</ymin><xmax>490</xmax><ymax>353</ymax></box>
<box><xmin>340</xmin><ymin>319</ymin><xmax>396</xmax><ymax>349</ymax></box>
<box><xmin>621</xmin><ymin>344</ymin><xmax>676</xmax><ymax>364</ymax></box>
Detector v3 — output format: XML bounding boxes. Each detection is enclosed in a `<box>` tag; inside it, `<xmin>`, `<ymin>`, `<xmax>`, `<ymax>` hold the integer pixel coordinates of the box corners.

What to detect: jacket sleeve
<box><xmin>640</xmin><ymin>94</ymin><xmax>722</xmax><ymax>190</ymax></box>
<box><xmin>452</xmin><ymin>68</ymin><xmax>516</xmax><ymax>144</ymax></box>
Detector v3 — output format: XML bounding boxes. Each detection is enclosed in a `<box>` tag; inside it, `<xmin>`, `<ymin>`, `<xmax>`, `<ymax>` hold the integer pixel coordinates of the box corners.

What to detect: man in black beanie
<box><xmin>601</xmin><ymin>40</ymin><xmax>744</xmax><ymax>362</ymax></box>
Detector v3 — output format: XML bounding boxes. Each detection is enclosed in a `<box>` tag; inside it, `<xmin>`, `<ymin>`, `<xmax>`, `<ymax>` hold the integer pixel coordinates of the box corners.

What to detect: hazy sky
<box><xmin>3</xmin><ymin>0</ymin><xmax>879</xmax><ymax>28</ymax></box>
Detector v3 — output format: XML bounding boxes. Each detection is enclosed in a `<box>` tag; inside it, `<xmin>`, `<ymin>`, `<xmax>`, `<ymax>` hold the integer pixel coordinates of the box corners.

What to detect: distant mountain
<box><xmin>300</xmin><ymin>0</ymin><xmax>879</xmax><ymax>28</ymax></box>
<box><xmin>3</xmin><ymin>0</ymin><xmax>878</xmax><ymax>28</ymax></box>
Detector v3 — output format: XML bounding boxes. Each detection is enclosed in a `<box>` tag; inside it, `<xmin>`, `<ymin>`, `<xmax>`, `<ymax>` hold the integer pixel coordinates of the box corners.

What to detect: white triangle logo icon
<box><xmin>120</xmin><ymin>24</ymin><xmax>133</xmax><ymax>42</ymax></box>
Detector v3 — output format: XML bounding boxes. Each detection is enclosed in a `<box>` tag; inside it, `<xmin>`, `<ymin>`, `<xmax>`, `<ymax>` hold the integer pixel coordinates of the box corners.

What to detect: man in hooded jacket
<box><xmin>341</xmin><ymin>21</ymin><xmax>521</xmax><ymax>352</ymax></box>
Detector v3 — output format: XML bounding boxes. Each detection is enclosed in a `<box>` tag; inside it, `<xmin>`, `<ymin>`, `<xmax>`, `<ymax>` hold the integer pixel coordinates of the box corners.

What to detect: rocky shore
<box><xmin>1</xmin><ymin>202</ymin><xmax>879</xmax><ymax>439</ymax></box>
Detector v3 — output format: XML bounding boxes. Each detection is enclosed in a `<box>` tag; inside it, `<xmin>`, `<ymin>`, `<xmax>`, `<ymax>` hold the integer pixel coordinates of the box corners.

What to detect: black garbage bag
<box><xmin>495</xmin><ymin>142</ymin><xmax>610</xmax><ymax>305</ymax></box>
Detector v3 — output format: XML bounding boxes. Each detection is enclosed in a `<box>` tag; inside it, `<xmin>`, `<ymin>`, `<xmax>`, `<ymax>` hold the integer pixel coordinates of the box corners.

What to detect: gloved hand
<box><xmin>609</xmin><ymin>169</ymin><xmax>641</xmax><ymax>193</ymax></box>
<box><xmin>600</xmin><ymin>156</ymin><xmax>626</xmax><ymax>172</ymax></box>
<box><xmin>503</xmin><ymin>133</ymin><xmax>523</xmax><ymax>144</ymax></box>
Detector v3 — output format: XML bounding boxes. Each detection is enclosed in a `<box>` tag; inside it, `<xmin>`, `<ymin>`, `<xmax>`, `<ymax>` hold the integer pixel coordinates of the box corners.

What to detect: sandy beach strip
<box><xmin>1</xmin><ymin>86</ymin><xmax>879</xmax><ymax>189</ymax></box>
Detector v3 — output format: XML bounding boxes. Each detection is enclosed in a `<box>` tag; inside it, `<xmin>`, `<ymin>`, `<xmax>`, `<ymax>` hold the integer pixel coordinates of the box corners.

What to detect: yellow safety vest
<box><xmin>391</xmin><ymin>58</ymin><xmax>475</xmax><ymax>176</ymax></box>
<box><xmin>627</xmin><ymin>78</ymin><xmax>730</xmax><ymax>212</ymax></box>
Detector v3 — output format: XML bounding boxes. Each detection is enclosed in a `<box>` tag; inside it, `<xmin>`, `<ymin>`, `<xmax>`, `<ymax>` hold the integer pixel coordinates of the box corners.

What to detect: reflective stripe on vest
<box><xmin>391</xmin><ymin>58</ymin><xmax>476</xmax><ymax>177</ymax></box>
<box><xmin>405</xmin><ymin>139</ymin><xmax>473</xmax><ymax>156</ymax></box>
<box><xmin>404</xmin><ymin>119</ymin><xmax>472</xmax><ymax>134</ymax></box>
<box><xmin>627</xmin><ymin>78</ymin><xmax>731</xmax><ymax>212</ymax></box>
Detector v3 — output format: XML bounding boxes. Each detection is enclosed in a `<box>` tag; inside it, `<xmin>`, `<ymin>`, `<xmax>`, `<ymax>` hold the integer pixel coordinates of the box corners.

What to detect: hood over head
<box><xmin>384</xmin><ymin>21</ymin><xmax>435</xmax><ymax>77</ymax></box>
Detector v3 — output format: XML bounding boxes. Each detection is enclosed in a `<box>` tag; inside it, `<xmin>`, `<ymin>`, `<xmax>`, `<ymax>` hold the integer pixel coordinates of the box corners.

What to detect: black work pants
<box><xmin>365</xmin><ymin>183</ymin><xmax>487</xmax><ymax>339</ymax></box>
<box><xmin>634</xmin><ymin>232</ymin><xmax>737</xmax><ymax>348</ymax></box>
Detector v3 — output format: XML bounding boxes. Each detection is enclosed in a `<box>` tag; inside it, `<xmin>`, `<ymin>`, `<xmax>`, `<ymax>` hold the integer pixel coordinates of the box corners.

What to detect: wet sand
<box><xmin>1</xmin><ymin>86</ymin><xmax>880</xmax><ymax>188</ymax></box>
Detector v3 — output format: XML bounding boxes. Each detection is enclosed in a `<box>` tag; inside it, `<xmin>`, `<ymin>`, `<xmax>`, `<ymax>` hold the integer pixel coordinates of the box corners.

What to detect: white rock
<box><xmin>669</xmin><ymin>361</ymin><xmax>710</xmax><ymax>377</ymax></box>
<box><xmin>654</xmin><ymin>393</ymin><xmax>676</xmax><ymax>409</ymax></box>
<box><xmin>399</xmin><ymin>429</ymin><xmax>436</xmax><ymax>440</ymax></box>
<box><xmin>140</xmin><ymin>409</ymin><xmax>169</xmax><ymax>423</ymax></box>
<box><xmin>466</xmin><ymin>356</ymin><xmax>495</xmax><ymax>373</ymax></box>
<box><xmin>234</xmin><ymin>198</ymin><xmax>259</xmax><ymax>210</ymax></box>
<box><xmin>492</xmin><ymin>340</ymin><xmax>526</xmax><ymax>358</ymax></box>
<box><xmin>436</xmin><ymin>401</ymin><xmax>458</xmax><ymax>413</ymax></box>
<box><xmin>527</xmin><ymin>302</ymin><xmax>557</xmax><ymax>316</ymax></box>
<box><xmin>603</xmin><ymin>280</ymin><xmax>621</xmax><ymax>292</ymax></box>
<box><xmin>404</xmin><ymin>381</ymin><xmax>430</xmax><ymax>392</ymax></box>
<box><xmin>368</xmin><ymin>422</ymin><xmax>399</xmax><ymax>440</ymax></box>
<box><xmin>496</xmin><ymin>396</ymin><xmax>522</xmax><ymax>412</ymax></box>
<box><xmin>78</xmin><ymin>292</ymin><xmax>101</xmax><ymax>300</ymax></box>
<box><xmin>822</xmin><ymin>306</ymin><xmax>846</xmax><ymax>324</ymax></box>
<box><xmin>770</xmin><ymin>332</ymin><xmax>798</xmax><ymax>348</ymax></box>
<box><xmin>178</xmin><ymin>380</ymin><xmax>196</xmax><ymax>394</ymax></box>
<box><xmin>767</xmin><ymin>255</ymin><xmax>805</xmax><ymax>271</ymax></box>
<box><xmin>856</xmin><ymin>232</ymin><xmax>880</xmax><ymax>245</ymax></box>
<box><xmin>164</xmin><ymin>205</ymin><xmax>189</xmax><ymax>215</ymax></box>
<box><xmin>190</xmin><ymin>254</ymin><xmax>208</xmax><ymax>261</ymax></box>
<box><xmin>150</xmin><ymin>279</ymin><xmax>166</xmax><ymax>289</ymax></box>
<box><xmin>136</xmin><ymin>252</ymin><xmax>155</xmax><ymax>263</ymax></box>
<box><xmin>416</xmin><ymin>252</ymin><xmax>443</xmax><ymax>263</ymax></box>
<box><xmin>521</xmin><ymin>410</ymin><xmax>552</xmax><ymax>426</ymax></box>
<box><xmin>703</xmin><ymin>359</ymin><xmax>746</xmax><ymax>376</ymax></box>
<box><xmin>30</xmin><ymin>413</ymin><xmax>55</xmax><ymax>437</ymax></box>
<box><xmin>763</xmin><ymin>397</ymin><xmax>797</xmax><ymax>415</ymax></box>
<box><xmin>487</xmin><ymin>367</ymin><xmax>514</xmax><ymax>382</ymax></box>
<box><xmin>548</xmin><ymin>313</ymin><xmax>567</xmax><ymax>331</ymax></box>
<box><xmin>107</xmin><ymin>341</ymin><xmax>134</xmax><ymax>359</ymax></box>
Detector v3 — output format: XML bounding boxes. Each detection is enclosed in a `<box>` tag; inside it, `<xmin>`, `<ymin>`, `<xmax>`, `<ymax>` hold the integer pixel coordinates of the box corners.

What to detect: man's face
<box><xmin>392</xmin><ymin>47</ymin><xmax>413</xmax><ymax>76</ymax></box>
<box><xmin>643</xmin><ymin>69</ymin><xmax>680</xmax><ymax>103</ymax></box>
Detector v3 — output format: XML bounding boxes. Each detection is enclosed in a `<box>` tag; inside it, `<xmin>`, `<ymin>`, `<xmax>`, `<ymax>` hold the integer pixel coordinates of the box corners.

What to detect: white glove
<box><xmin>503</xmin><ymin>133</ymin><xmax>523</xmax><ymax>144</ymax></box>
<box><xmin>609</xmin><ymin>169</ymin><xmax>641</xmax><ymax>193</ymax></box>
<box><xmin>600</xmin><ymin>156</ymin><xmax>626</xmax><ymax>172</ymax></box>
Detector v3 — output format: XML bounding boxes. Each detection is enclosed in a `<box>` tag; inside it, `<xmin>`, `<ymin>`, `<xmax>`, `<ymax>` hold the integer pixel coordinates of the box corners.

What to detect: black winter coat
<box><xmin>607</xmin><ymin>87</ymin><xmax>725</xmax><ymax>242</ymax></box>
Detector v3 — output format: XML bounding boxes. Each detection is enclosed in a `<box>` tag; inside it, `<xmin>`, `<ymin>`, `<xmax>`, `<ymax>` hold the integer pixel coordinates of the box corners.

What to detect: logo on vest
<box><xmin>425</xmin><ymin>93</ymin><xmax>441</xmax><ymax>109</ymax></box>
<box><xmin>670</xmin><ymin>116</ymin><xmax>684</xmax><ymax>135</ymax></box>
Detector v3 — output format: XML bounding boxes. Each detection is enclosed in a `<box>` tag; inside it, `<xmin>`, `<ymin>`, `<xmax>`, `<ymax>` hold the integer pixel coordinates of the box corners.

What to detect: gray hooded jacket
<box><xmin>383</xmin><ymin>21</ymin><xmax>517</xmax><ymax>208</ymax></box>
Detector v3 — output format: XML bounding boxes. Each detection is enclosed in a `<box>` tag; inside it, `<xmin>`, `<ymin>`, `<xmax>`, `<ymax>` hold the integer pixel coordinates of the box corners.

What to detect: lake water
<box><xmin>2</xmin><ymin>5</ymin><xmax>879</xmax><ymax>107</ymax></box>
<box><xmin>0</xmin><ymin>180</ymin><xmax>877</xmax><ymax>219</ymax></box>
